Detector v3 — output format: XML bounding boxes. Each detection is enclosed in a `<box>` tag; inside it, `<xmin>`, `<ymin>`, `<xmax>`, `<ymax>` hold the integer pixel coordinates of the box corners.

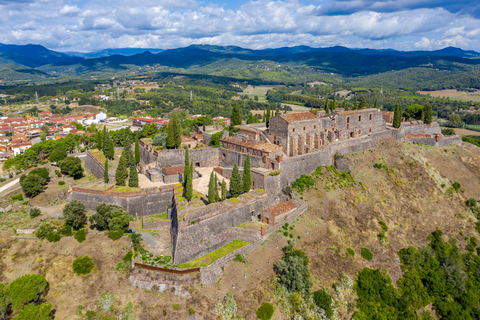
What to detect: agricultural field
<box><xmin>418</xmin><ymin>89</ymin><xmax>480</xmax><ymax>102</ymax></box>
<box><xmin>239</xmin><ymin>85</ymin><xmax>283</xmax><ymax>102</ymax></box>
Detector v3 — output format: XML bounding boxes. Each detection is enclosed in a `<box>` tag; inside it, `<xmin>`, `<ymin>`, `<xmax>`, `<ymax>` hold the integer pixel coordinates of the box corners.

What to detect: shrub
<box><xmin>361</xmin><ymin>247</ymin><xmax>373</xmax><ymax>261</ymax></box>
<box><xmin>173</xmin><ymin>304</ymin><xmax>180</xmax><ymax>309</ymax></box>
<box><xmin>452</xmin><ymin>181</ymin><xmax>461</xmax><ymax>192</ymax></box>
<box><xmin>123</xmin><ymin>250</ymin><xmax>133</xmax><ymax>263</ymax></box>
<box><xmin>234</xmin><ymin>254</ymin><xmax>244</xmax><ymax>263</ymax></box>
<box><xmin>35</xmin><ymin>222</ymin><xmax>53</xmax><ymax>239</ymax></box>
<box><xmin>58</xmin><ymin>180</ymin><xmax>65</xmax><ymax>185</ymax></box>
<box><xmin>98</xmin><ymin>292</ymin><xmax>114</xmax><ymax>312</ymax></box>
<box><xmin>108</xmin><ymin>229</ymin><xmax>124</xmax><ymax>240</ymax></box>
<box><xmin>131</xmin><ymin>231</ymin><xmax>142</xmax><ymax>252</ymax></box>
<box><xmin>72</xmin><ymin>255</ymin><xmax>94</xmax><ymax>275</ymax></box>
<box><xmin>347</xmin><ymin>248</ymin><xmax>355</xmax><ymax>257</ymax></box>
<box><xmin>256</xmin><ymin>302</ymin><xmax>275</xmax><ymax>320</ymax></box>
<box><xmin>313</xmin><ymin>289</ymin><xmax>333</xmax><ymax>318</ymax></box>
<box><xmin>55</xmin><ymin>170</ymin><xmax>62</xmax><ymax>177</ymax></box>
<box><xmin>46</xmin><ymin>232</ymin><xmax>61</xmax><ymax>242</ymax></box>
<box><xmin>189</xmin><ymin>307</ymin><xmax>195</xmax><ymax>315</ymax></box>
<box><xmin>11</xmin><ymin>194</ymin><xmax>23</xmax><ymax>201</ymax></box>
<box><xmin>291</xmin><ymin>174</ymin><xmax>315</xmax><ymax>192</ymax></box>
<box><xmin>6</xmin><ymin>274</ymin><xmax>49</xmax><ymax>312</ymax></box>
<box><xmin>74</xmin><ymin>229</ymin><xmax>87</xmax><ymax>243</ymax></box>
<box><xmin>276</xmin><ymin>256</ymin><xmax>311</xmax><ymax>292</ymax></box>
<box><xmin>29</xmin><ymin>207</ymin><xmax>42</xmax><ymax>218</ymax></box>
<box><xmin>115</xmin><ymin>262</ymin><xmax>128</xmax><ymax>273</ymax></box>
<box><xmin>58</xmin><ymin>224</ymin><xmax>72</xmax><ymax>236</ymax></box>
<box><xmin>13</xmin><ymin>302</ymin><xmax>53</xmax><ymax>320</ymax></box>
<box><xmin>20</xmin><ymin>174</ymin><xmax>47</xmax><ymax>198</ymax></box>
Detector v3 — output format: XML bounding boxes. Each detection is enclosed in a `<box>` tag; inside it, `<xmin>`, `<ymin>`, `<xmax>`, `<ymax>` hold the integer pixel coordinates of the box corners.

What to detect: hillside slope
<box><xmin>0</xmin><ymin>140</ymin><xmax>479</xmax><ymax>319</ymax></box>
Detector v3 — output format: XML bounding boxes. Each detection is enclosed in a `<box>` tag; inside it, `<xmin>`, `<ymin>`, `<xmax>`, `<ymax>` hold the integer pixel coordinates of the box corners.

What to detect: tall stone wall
<box><xmin>139</xmin><ymin>143</ymin><xmax>159</xmax><ymax>166</ymax></box>
<box><xmin>69</xmin><ymin>187</ymin><xmax>173</xmax><ymax>217</ymax></box>
<box><xmin>155</xmin><ymin>148</ymin><xmax>221</xmax><ymax>168</ymax></box>
<box><xmin>172</xmin><ymin>193</ymin><xmax>286</xmax><ymax>264</ymax></box>
<box><xmin>85</xmin><ymin>152</ymin><xmax>105</xmax><ymax>179</ymax></box>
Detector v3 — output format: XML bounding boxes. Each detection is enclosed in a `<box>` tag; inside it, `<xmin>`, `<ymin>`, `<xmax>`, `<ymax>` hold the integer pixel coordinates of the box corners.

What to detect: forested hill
<box><xmin>49</xmin><ymin>45</ymin><xmax>480</xmax><ymax>77</ymax></box>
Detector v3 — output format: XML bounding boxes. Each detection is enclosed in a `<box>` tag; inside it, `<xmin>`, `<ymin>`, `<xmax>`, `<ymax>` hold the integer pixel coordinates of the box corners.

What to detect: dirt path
<box><xmin>0</xmin><ymin>178</ymin><xmax>19</xmax><ymax>194</ymax></box>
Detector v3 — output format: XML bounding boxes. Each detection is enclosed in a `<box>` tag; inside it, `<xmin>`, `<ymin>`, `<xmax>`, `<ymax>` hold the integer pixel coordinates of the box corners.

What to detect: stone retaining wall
<box><xmin>69</xmin><ymin>186</ymin><xmax>174</xmax><ymax>217</ymax></box>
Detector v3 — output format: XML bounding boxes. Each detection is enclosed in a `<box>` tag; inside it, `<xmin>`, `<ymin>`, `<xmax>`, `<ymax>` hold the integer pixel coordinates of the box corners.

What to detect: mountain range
<box><xmin>1</xmin><ymin>43</ymin><xmax>480</xmax><ymax>81</ymax></box>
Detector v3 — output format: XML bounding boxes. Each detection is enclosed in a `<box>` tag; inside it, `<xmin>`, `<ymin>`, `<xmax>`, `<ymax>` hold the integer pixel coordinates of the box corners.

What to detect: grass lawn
<box><xmin>176</xmin><ymin>240</ymin><xmax>249</xmax><ymax>268</ymax></box>
<box><xmin>189</xmin><ymin>191</ymin><xmax>207</xmax><ymax>209</ymax></box>
<box><xmin>146</xmin><ymin>213</ymin><xmax>169</xmax><ymax>222</ymax></box>
<box><xmin>113</xmin><ymin>186</ymin><xmax>141</xmax><ymax>192</ymax></box>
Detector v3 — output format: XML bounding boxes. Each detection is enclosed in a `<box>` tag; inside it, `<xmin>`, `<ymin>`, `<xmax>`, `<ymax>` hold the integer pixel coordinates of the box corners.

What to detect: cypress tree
<box><xmin>183</xmin><ymin>162</ymin><xmax>190</xmax><ymax>191</ymax></box>
<box><xmin>343</xmin><ymin>98</ymin><xmax>346</xmax><ymax>110</ymax></box>
<box><xmin>108</xmin><ymin>140</ymin><xmax>114</xmax><ymax>160</ymax></box>
<box><xmin>104</xmin><ymin>159</ymin><xmax>109</xmax><ymax>183</ymax></box>
<box><xmin>173</xmin><ymin>117</ymin><xmax>182</xmax><ymax>148</ymax></box>
<box><xmin>266</xmin><ymin>105</ymin><xmax>271</xmax><ymax>128</ymax></box>
<box><xmin>102</xmin><ymin>126</ymin><xmax>107</xmax><ymax>152</ymax></box>
<box><xmin>374</xmin><ymin>98</ymin><xmax>378</xmax><ymax>109</ymax></box>
<box><xmin>128</xmin><ymin>163</ymin><xmax>139</xmax><ymax>187</ymax></box>
<box><xmin>115</xmin><ymin>151</ymin><xmax>128</xmax><ymax>186</ymax></box>
<box><xmin>325</xmin><ymin>99</ymin><xmax>330</xmax><ymax>114</ymax></box>
<box><xmin>275</xmin><ymin>108</ymin><xmax>279</xmax><ymax>116</ymax></box>
<box><xmin>332</xmin><ymin>95</ymin><xmax>336</xmax><ymax>110</ymax></box>
<box><xmin>263</xmin><ymin>110</ymin><xmax>266</xmax><ymax>122</ymax></box>
<box><xmin>97</xmin><ymin>131</ymin><xmax>103</xmax><ymax>150</ymax></box>
<box><xmin>208</xmin><ymin>171</ymin><xmax>215</xmax><ymax>204</ymax></box>
<box><xmin>185</xmin><ymin>147</ymin><xmax>190</xmax><ymax>166</ymax></box>
<box><xmin>167</xmin><ymin>118</ymin><xmax>175</xmax><ymax>149</ymax></box>
<box><xmin>186</xmin><ymin>161</ymin><xmax>193</xmax><ymax>201</ymax></box>
<box><xmin>229</xmin><ymin>163</ymin><xmax>243</xmax><ymax>197</ymax></box>
<box><xmin>134</xmin><ymin>132</ymin><xmax>140</xmax><ymax>164</ymax></box>
<box><xmin>359</xmin><ymin>96</ymin><xmax>367</xmax><ymax>109</ymax></box>
<box><xmin>354</xmin><ymin>96</ymin><xmax>358</xmax><ymax>110</ymax></box>
<box><xmin>424</xmin><ymin>104</ymin><xmax>433</xmax><ymax>124</ymax></box>
<box><xmin>231</xmin><ymin>103</ymin><xmax>242</xmax><ymax>126</ymax></box>
<box><xmin>222</xmin><ymin>179</ymin><xmax>226</xmax><ymax>200</ymax></box>
<box><xmin>214</xmin><ymin>173</ymin><xmax>220</xmax><ymax>202</ymax></box>
<box><xmin>243</xmin><ymin>154</ymin><xmax>251</xmax><ymax>193</ymax></box>
<box><xmin>393</xmin><ymin>104</ymin><xmax>402</xmax><ymax>128</ymax></box>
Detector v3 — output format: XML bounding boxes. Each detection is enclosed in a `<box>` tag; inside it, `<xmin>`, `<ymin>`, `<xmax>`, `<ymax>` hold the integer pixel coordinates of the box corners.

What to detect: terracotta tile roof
<box><xmin>267</xmin><ymin>201</ymin><xmax>297</xmax><ymax>216</ymax></box>
<box><xmin>279</xmin><ymin>112</ymin><xmax>318</xmax><ymax>123</ymax></box>
<box><xmin>163</xmin><ymin>165</ymin><xmax>185</xmax><ymax>176</ymax></box>
<box><xmin>220</xmin><ymin>136</ymin><xmax>282</xmax><ymax>154</ymax></box>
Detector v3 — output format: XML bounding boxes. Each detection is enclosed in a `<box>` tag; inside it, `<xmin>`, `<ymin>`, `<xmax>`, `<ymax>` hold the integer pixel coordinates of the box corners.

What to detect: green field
<box><xmin>176</xmin><ymin>240</ymin><xmax>249</xmax><ymax>268</ymax></box>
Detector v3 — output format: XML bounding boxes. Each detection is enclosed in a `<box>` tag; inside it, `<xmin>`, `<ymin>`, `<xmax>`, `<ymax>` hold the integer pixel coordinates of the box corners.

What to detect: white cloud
<box><xmin>0</xmin><ymin>0</ymin><xmax>479</xmax><ymax>52</ymax></box>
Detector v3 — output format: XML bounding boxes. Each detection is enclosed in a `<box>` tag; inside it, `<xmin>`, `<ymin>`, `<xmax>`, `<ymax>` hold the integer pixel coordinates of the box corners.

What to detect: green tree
<box><xmin>424</xmin><ymin>104</ymin><xmax>433</xmax><ymax>124</ymax></box>
<box><xmin>374</xmin><ymin>98</ymin><xmax>378</xmax><ymax>109</ymax></box>
<box><xmin>90</xmin><ymin>203</ymin><xmax>122</xmax><ymax>230</ymax></box>
<box><xmin>49</xmin><ymin>147</ymin><xmax>66</xmax><ymax>163</ymax></box>
<box><xmin>215</xmin><ymin>173</ymin><xmax>220</xmax><ymax>202</ymax></box>
<box><xmin>152</xmin><ymin>132</ymin><xmax>167</xmax><ymax>147</ymax></box>
<box><xmin>34</xmin><ymin>222</ymin><xmax>53</xmax><ymax>239</ymax></box>
<box><xmin>354</xmin><ymin>96</ymin><xmax>358</xmax><ymax>110</ymax></box>
<box><xmin>404</xmin><ymin>104</ymin><xmax>424</xmax><ymax>120</ymax></box>
<box><xmin>128</xmin><ymin>164</ymin><xmax>138</xmax><ymax>187</ymax></box>
<box><xmin>313</xmin><ymin>290</ymin><xmax>333</xmax><ymax>318</ymax></box>
<box><xmin>58</xmin><ymin>156</ymin><xmax>84</xmax><ymax>178</ymax></box>
<box><xmin>266</xmin><ymin>105</ymin><xmax>271</xmax><ymax>128</ymax></box>
<box><xmin>324</xmin><ymin>97</ymin><xmax>329</xmax><ymax>114</ymax></box>
<box><xmin>13</xmin><ymin>303</ymin><xmax>53</xmax><ymax>320</ymax></box>
<box><xmin>104</xmin><ymin>159</ymin><xmax>109</xmax><ymax>183</ymax></box>
<box><xmin>167</xmin><ymin>116</ymin><xmax>181</xmax><ymax>149</ymax></box>
<box><xmin>393</xmin><ymin>104</ymin><xmax>402</xmax><ymax>128</ymax></box>
<box><xmin>6</xmin><ymin>274</ymin><xmax>49</xmax><ymax>312</ymax></box>
<box><xmin>343</xmin><ymin>98</ymin><xmax>347</xmax><ymax>110</ymax></box>
<box><xmin>332</xmin><ymin>95</ymin><xmax>336</xmax><ymax>110</ymax></box>
<box><xmin>123</xmin><ymin>134</ymin><xmax>134</xmax><ymax>167</ymax></box>
<box><xmin>108</xmin><ymin>208</ymin><xmax>133</xmax><ymax>232</ymax></box>
<box><xmin>449</xmin><ymin>113</ymin><xmax>462</xmax><ymax>127</ymax></box>
<box><xmin>186</xmin><ymin>160</ymin><xmax>193</xmax><ymax>201</ymax></box>
<box><xmin>229</xmin><ymin>163</ymin><xmax>243</xmax><ymax>197</ymax></box>
<box><xmin>243</xmin><ymin>154</ymin><xmax>251</xmax><ymax>193</ymax></box>
<box><xmin>102</xmin><ymin>126</ymin><xmax>107</xmax><ymax>153</ymax></box>
<box><xmin>231</xmin><ymin>103</ymin><xmax>242</xmax><ymax>126</ymax></box>
<box><xmin>222</xmin><ymin>179</ymin><xmax>226</xmax><ymax>200</ymax></box>
<box><xmin>20</xmin><ymin>174</ymin><xmax>46</xmax><ymax>197</ymax></box>
<box><xmin>134</xmin><ymin>132</ymin><xmax>140</xmax><ymax>164</ymax></box>
<box><xmin>256</xmin><ymin>302</ymin><xmax>275</xmax><ymax>320</ymax></box>
<box><xmin>208</xmin><ymin>171</ymin><xmax>215</xmax><ymax>204</ymax></box>
<box><xmin>108</xmin><ymin>140</ymin><xmax>114</xmax><ymax>160</ymax></box>
<box><xmin>97</xmin><ymin>131</ymin><xmax>103</xmax><ymax>150</ymax></box>
<box><xmin>63</xmin><ymin>199</ymin><xmax>87</xmax><ymax>230</ymax></box>
<box><xmin>276</xmin><ymin>256</ymin><xmax>311</xmax><ymax>292</ymax></box>
<box><xmin>115</xmin><ymin>151</ymin><xmax>128</xmax><ymax>186</ymax></box>
<box><xmin>359</xmin><ymin>96</ymin><xmax>367</xmax><ymax>109</ymax></box>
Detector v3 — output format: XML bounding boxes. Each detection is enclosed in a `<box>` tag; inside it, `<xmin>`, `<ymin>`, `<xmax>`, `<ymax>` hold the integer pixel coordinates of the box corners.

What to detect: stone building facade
<box><xmin>268</xmin><ymin>108</ymin><xmax>386</xmax><ymax>157</ymax></box>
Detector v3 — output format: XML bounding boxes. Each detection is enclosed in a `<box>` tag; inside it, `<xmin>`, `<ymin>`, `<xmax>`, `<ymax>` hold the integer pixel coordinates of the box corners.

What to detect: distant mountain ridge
<box><xmin>1</xmin><ymin>42</ymin><xmax>480</xmax><ymax>80</ymax></box>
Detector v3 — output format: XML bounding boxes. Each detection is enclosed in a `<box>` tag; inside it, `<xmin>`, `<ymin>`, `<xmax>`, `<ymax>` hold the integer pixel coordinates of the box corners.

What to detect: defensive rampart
<box><xmin>69</xmin><ymin>185</ymin><xmax>174</xmax><ymax>217</ymax></box>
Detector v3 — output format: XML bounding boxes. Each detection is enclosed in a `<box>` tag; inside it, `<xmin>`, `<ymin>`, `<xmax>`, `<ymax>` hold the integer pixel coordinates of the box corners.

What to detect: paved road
<box><xmin>0</xmin><ymin>178</ymin><xmax>20</xmax><ymax>194</ymax></box>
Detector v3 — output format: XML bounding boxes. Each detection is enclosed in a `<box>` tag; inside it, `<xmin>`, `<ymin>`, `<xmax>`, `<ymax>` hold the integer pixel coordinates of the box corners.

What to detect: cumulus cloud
<box><xmin>0</xmin><ymin>0</ymin><xmax>479</xmax><ymax>52</ymax></box>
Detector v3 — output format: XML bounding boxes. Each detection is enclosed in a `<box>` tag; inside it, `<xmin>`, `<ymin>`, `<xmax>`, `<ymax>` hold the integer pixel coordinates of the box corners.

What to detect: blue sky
<box><xmin>0</xmin><ymin>0</ymin><xmax>479</xmax><ymax>52</ymax></box>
